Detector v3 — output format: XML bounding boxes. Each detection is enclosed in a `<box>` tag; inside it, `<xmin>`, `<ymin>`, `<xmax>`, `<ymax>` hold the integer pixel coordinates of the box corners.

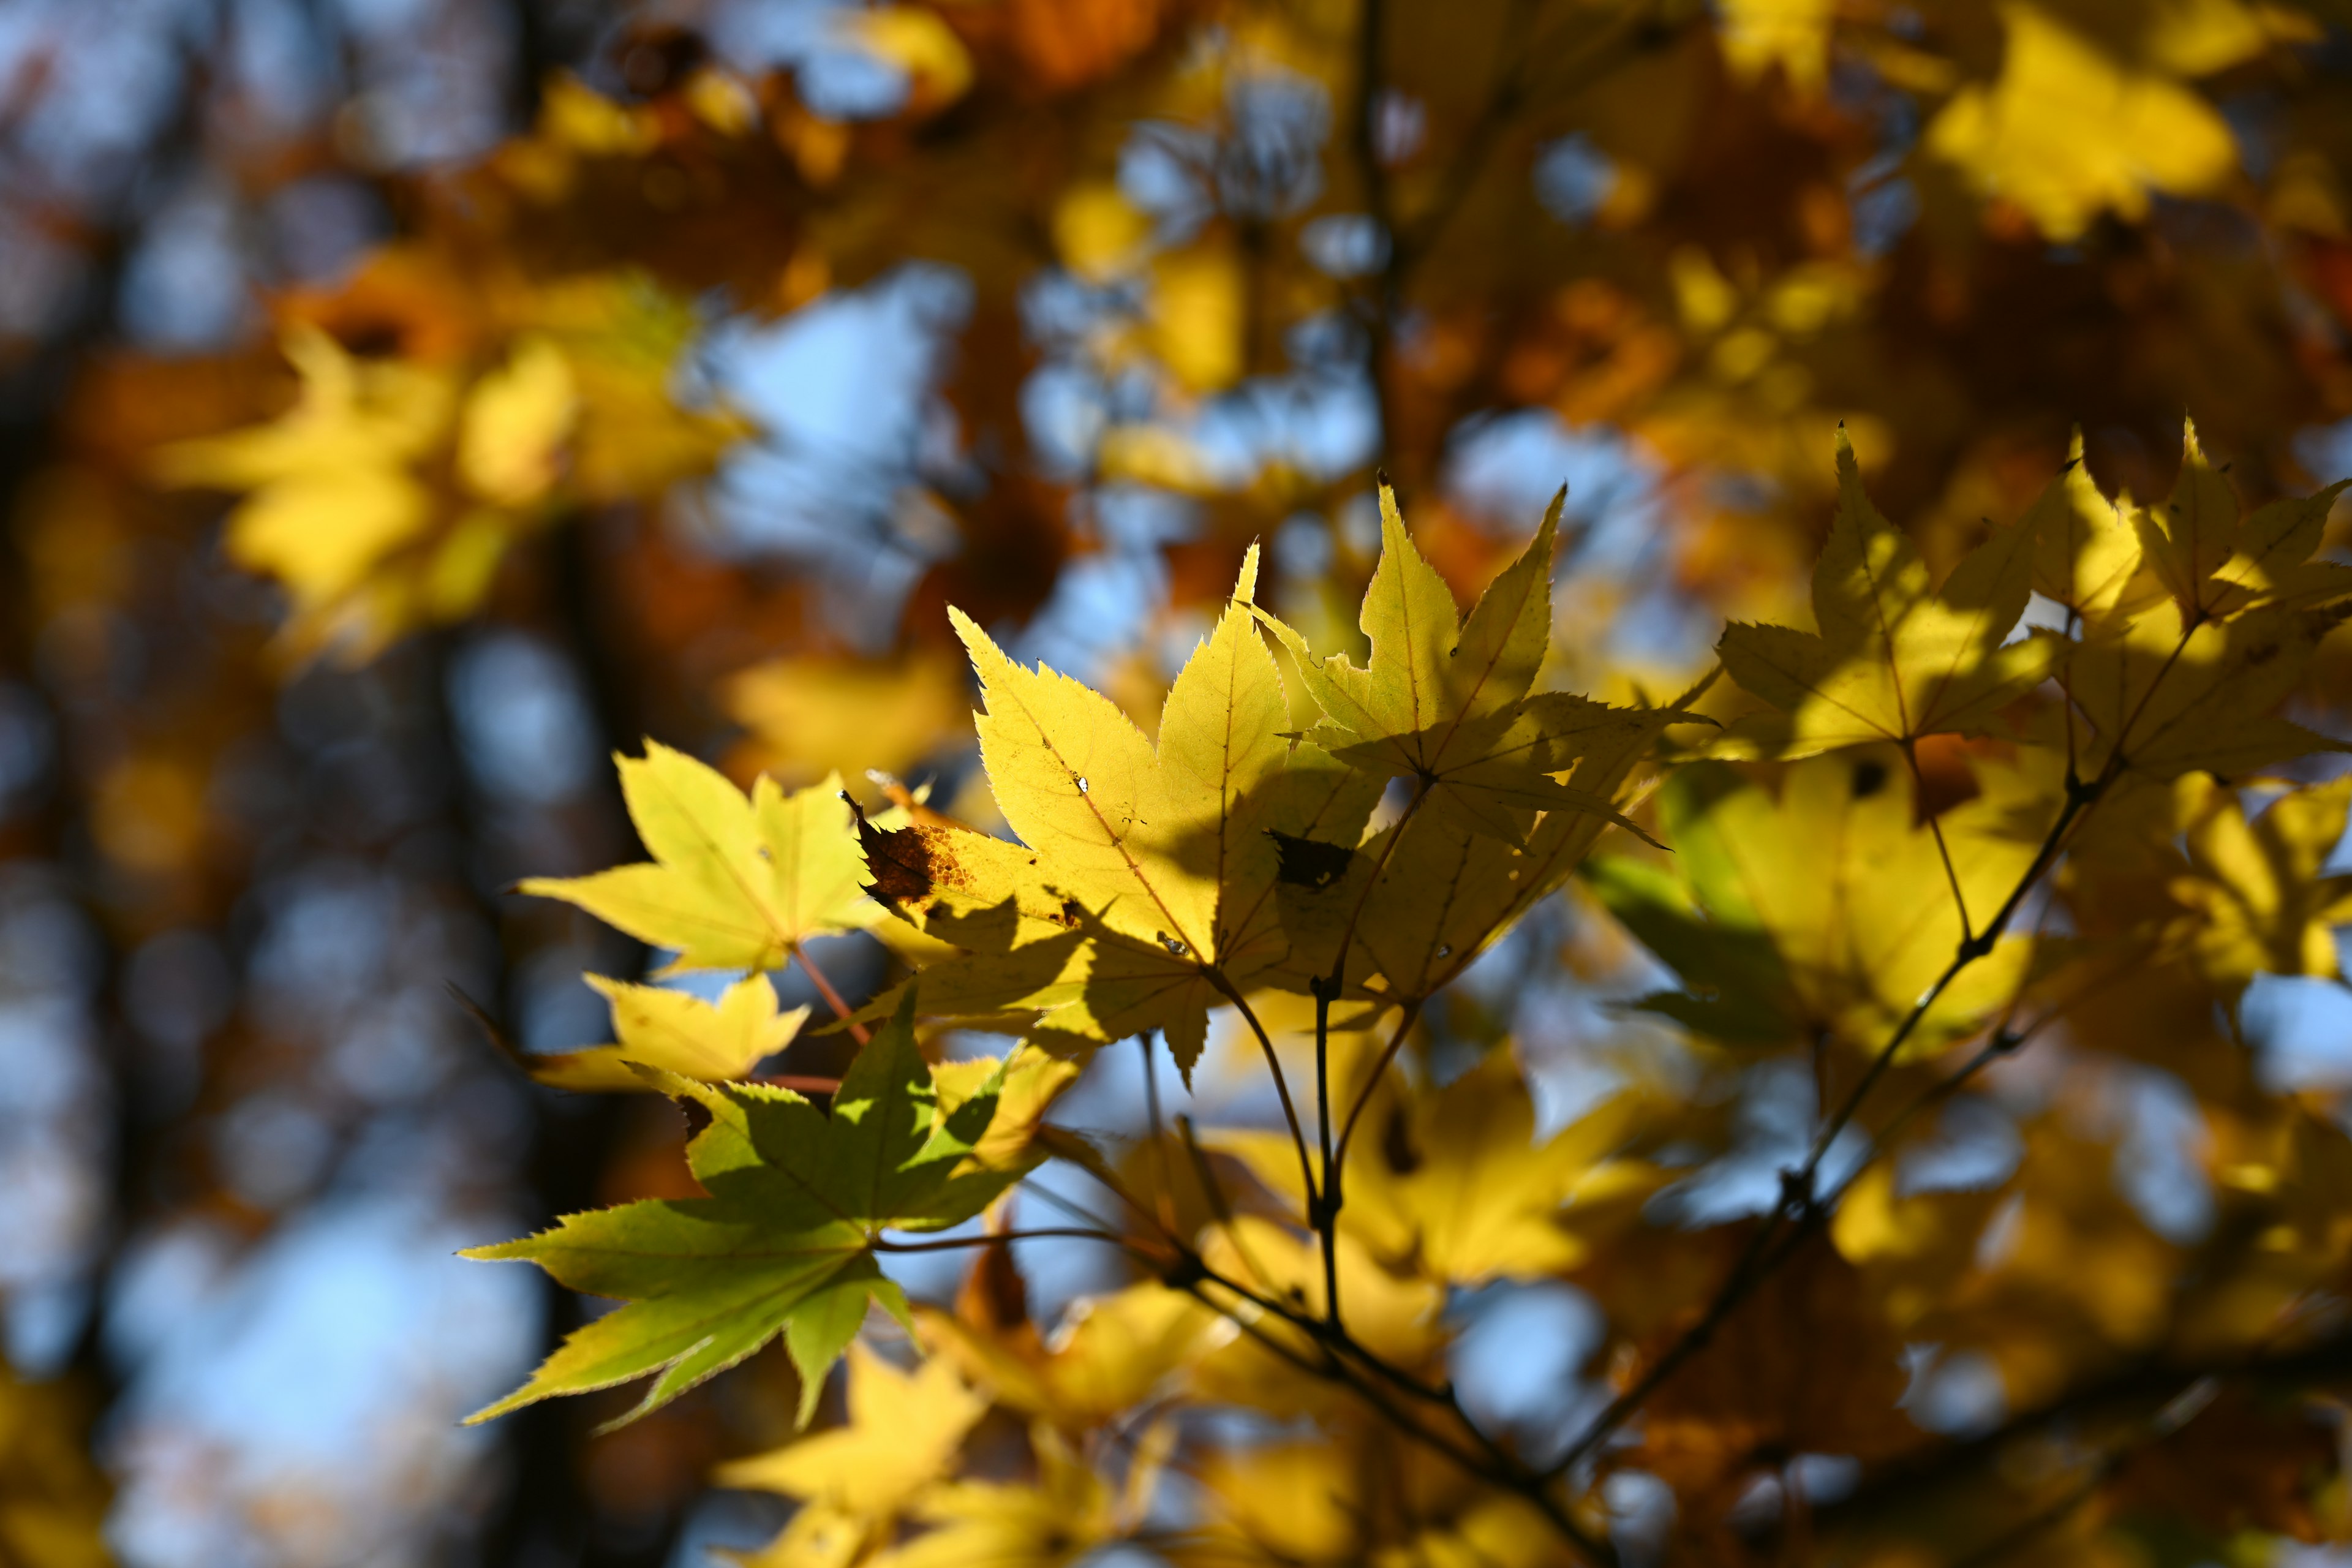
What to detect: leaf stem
<box><xmin>1308</xmin><ymin>780</ymin><xmax>1431</xmax><ymax>1325</ymax></box>
<box><xmin>793</xmin><ymin>944</ymin><xmax>870</xmax><ymax>1045</ymax></box>
<box><xmin>1328</xmin><ymin>998</ymin><xmax>1424</xmax><ymax>1196</ymax></box>
<box><xmin>1902</xmin><ymin>738</ymin><xmax>1975</xmax><ymax>943</ymax></box>
<box><xmin>869</xmin><ymin>1226</ymin><xmax>1130</xmax><ymax>1254</ymax></box>
<box><xmin>1216</xmin><ymin>979</ymin><xmax>1322</xmax><ymax>1216</ymax></box>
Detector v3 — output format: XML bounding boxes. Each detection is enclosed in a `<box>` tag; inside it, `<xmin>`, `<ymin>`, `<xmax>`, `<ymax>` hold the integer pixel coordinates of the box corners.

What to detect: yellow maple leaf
<box><xmin>2169</xmin><ymin>775</ymin><xmax>2352</xmax><ymax>994</ymax></box>
<box><xmin>2068</xmin><ymin>597</ymin><xmax>2350</xmax><ymax>781</ymax></box>
<box><xmin>923</xmin><ymin>1281</ymin><xmax>1224</xmax><ymax>1429</ymax></box>
<box><xmin>1218</xmin><ymin>1050</ymin><xmax>1662</xmax><ymax>1284</ymax></box>
<box><xmin>1257</xmin><ymin>485</ymin><xmax>1654</xmax><ymax>846</ymax></box>
<box><xmin>1925</xmin><ymin>2</ymin><xmax>2238</xmax><ymax>241</ymax></box>
<box><xmin>2129</xmin><ymin>418</ymin><xmax>2352</xmax><ymax>625</ymax></box>
<box><xmin>873</xmin><ymin>1428</ymin><xmax>1116</xmax><ymax>1568</ymax></box>
<box><xmin>930</xmin><ymin>1050</ymin><xmax>1084</xmax><ymax>1169</ymax></box>
<box><xmin>522</xmin><ymin>745</ymin><xmax>876</xmax><ymax>973</ymax></box>
<box><xmin>1597</xmin><ymin>748</ymin><xmax>2051</xmax><ymax>1058</ymax></box>
<box><xmin>720</xmin><ymin>1343</ymin><xmax>986</xmax><ymax>1520</ymax></box>
<box><xmin>156</xmin><ymin>326</ymin><xmax>450</xmax><ymax>630</ymax></box>
<box><xmin>1717</xmin><ymin>428</ymin><xmax>2064</xmax><ymax>758</ymax></box>
<box><xmin>1195</xmin><ymin>1216</ymin><xmax>1446</xmax><ymax>1378</ymax></box>
<box><xmin>2027</xmin><ymin>429</ymin><xmax>2170</xmax><ymax>637</ymax></box>
<box><xmin>1170</xmin><ymin>1441</ymin><xmax>1363</xmax><ymax>1566</ymax></box>
<box><xmin>863</xmin><ymin>548</ymin><xmax>1379</xmax><ymax>1068</ymax></box>
<box><xmin>522</xmin><ymin>973</ymin><xmax>810</xmax><ymax>1092</ymax></box>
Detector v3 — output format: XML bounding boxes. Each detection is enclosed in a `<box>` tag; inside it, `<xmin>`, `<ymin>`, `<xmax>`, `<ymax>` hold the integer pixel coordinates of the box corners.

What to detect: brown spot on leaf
<box><xmin>858</xmin><ymin>807</ymin><xmax>940</xmax><ymax>905</ymax></box>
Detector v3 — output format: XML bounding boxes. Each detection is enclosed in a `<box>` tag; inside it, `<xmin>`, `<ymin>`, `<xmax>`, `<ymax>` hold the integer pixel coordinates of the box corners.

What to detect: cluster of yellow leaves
<box><xmin>157</xmin><ymin>276</ymin><xmax>742</xmax><ymax>658</ymax></box>
<box><xmin>1724</xmin><ymin>0</ymin><xmax>2315</xmax><ymax>242</ymax></box>
<box><xmin>462</xmin><ymin>489</ymin><xmax>1687</xmax><ymax>1564</ymax></box>
<box><xmin>857</xmin><ymin>496</ymin><xmax>1689</xmax><ymax>1071</ymax></box>
<box><xmin>462</xmin><ymin>428</ymin><xmax>2352</xmax><ymax>1567</ymax></box>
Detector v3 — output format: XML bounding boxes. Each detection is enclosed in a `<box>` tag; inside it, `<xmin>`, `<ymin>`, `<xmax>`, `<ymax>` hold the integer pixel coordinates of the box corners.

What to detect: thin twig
<box><xmin>1546</xmin><ymin>768</ymin><xmax>2105</xmax><ymax>1478</ymax></box>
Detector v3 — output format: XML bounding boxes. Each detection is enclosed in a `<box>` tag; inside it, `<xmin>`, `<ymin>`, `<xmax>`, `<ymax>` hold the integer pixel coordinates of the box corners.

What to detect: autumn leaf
<box><xmin>873</xmin><ymin>1427</ymin><xmax>1118</xmax><ymax>1568</ymax></box>
<box><xmin>718</xmin><ymin>1342</ymin><xmax>987</xmax><ymax>1514</ymax></box>
<box><xmin>2168</xmin><ymin>775</ymin><xmax>2352</xmax><ymax>995</ymax></box>
<box><xmin>1271</xmin><ymin>673</ymin><xmax>1703</xmax><ymax>1006</ymax></box>
<box><xmin>522</xmin><ymin>744</ymin><xmax>875</xmax><ymax>974</ymax></box>
<box><xmin>921</xmin><ymin>1280</ymin><xmax>1223</xmax><ymax>1428</ymax></box>
<box><xmin>2129</xmin><ymin>418</ymin><xmax>2352</xmax><ymax>624</ymax></box>
<box><xmin>1925</xmin><ymin>3</ymin><xmax>2237</xmax><ymax>242</ymax></box>
<box><xmin>1717</xmin><ymin>428</ymin><xmax>2063</xmax><ymax>758</ymax></box>
<box><xmin>2068</xmin><ymin>598</ymin><xmax>2351</xmax><ymax>781</ymax></box>
<box><xmin>2028</xmin><ymin>429</ymin><xmax>2169</xmax><ymax>636</ymax></box>
<box><xmin>862</xmin><ymin>547</ymin><xmax>1379</xmax><ymax>1071</ymax></box>
<box><xmin>462</xmin><ymin>991</ymin><xmax>1028</xmax><ymax>1427</ymax></box>
<box><xmin>1257</xmin><ymin>485</ymin><xmax>1655</xmax><ymax>846</ymax></box>
<box><xmin>1588</xmin><ymin>748</ymin><xmax>2051</xmax><ymax>1057</ymax></box>
<box><xmin>1217</xmin><ymin>1049</ymin><xmax>1664</xmax><ymax>1284</ymax></box>
<box><xmin>521</xmin><ymin>972</ymin><xmax>810</xmax><ymax>1092</ymax></box>
<box><xmin>154</xmin><ymin>268</ymin><xmax>742</xmax><ymax>657</ymax></box>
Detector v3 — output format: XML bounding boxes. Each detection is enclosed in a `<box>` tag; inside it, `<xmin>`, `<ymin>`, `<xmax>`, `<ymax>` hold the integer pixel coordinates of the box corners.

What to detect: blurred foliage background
<box><xmin>10</xmin><ymin>0</ymin><xmax>2352</xmax><ymax>1564</ymax></box>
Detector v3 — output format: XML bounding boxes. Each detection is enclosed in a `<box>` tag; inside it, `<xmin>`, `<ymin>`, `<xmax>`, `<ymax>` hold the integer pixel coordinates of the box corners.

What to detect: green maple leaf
<box><xmin>464</xmin><ymin>990</ymin><xmax>1029</xmax><ymax>1428</ymax></box>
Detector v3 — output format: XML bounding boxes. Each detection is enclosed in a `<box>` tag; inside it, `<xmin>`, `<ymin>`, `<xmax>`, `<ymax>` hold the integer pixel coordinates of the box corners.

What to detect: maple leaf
<box><xmin>520</xmin><ymin>972</ymin><xmax>810</xmax><ymax>1091</ymax></box>
<box><xmin>2068</xmin><ymin>598</ymin><xmax>2351</xmax><ymax>781</ymax></box>
<box><xmin>1586</xmin><ymin>749</ymin><xmax>2051</xmax><ymax>1057</ymax></box>
<box><xmin>1275</xmin><ymin>679</ymin><xmax>1703</xmax><ymax>1005</ymax></box>
<box><xmin>921</xmin><ymin>1280</ymin><xmax>1223</xmax><ymax>1429</ymax></box>
<box><xmin>875</xmin><ymin>1427</ymin><xmax>1119</xmax><ymax>1568</ymax></box>
<box><xmin>2028</xmin><ymin>429</ymin><xmax>2169</xmax><ymax>636</ymax></box>
<box><xmin>2168</xmin><ymin>776</ymin><xmax>2352</xmax><ymax>996</ymax></box>
<box><xmin>521</xmin><ymin>744</ymin><xmax>875</xmax><ymax>974</ymax></box>
<box><xmin>1256</xmin><ymin>485</ymin><xmax>1654</xmax><ymax>846</ymax></box>
<box><xmin>1217</xmin><ymin>1050</ymin><xmax>1664</xmax><ymax>1284</ymax></box>
<box><xmin>1924</xmin><ymin>3</ymin><xmax>2237</xmax><ymax>242</ymax></box>
<box><xmin>718</xmin><ymin>1342</ymin><xmax>987</xmax><ymax>1515</ymax></box>
<box><xmin>1717</xmin><ymin>428</ymin><xmax>2064</xmax><ymax>759</ymax></box>
<box><xmin>462</xmin><ymin>990</ymin><xmax>1028</xmax><ymax>1428</ymax></box>
<box><xmin>154</xmin><ymin>327</ymin><xmax>453</xmax><ymax>651</ymax></box>
<box><xmin>2129</xmin><ymin>418</ymin><xmax>2352</xmax><ymax>625</ymax></box>
<box><xmin>861</xmin><ymin>548</ymin><xmax>1378</xmax><ymax>1071</ymax></box>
